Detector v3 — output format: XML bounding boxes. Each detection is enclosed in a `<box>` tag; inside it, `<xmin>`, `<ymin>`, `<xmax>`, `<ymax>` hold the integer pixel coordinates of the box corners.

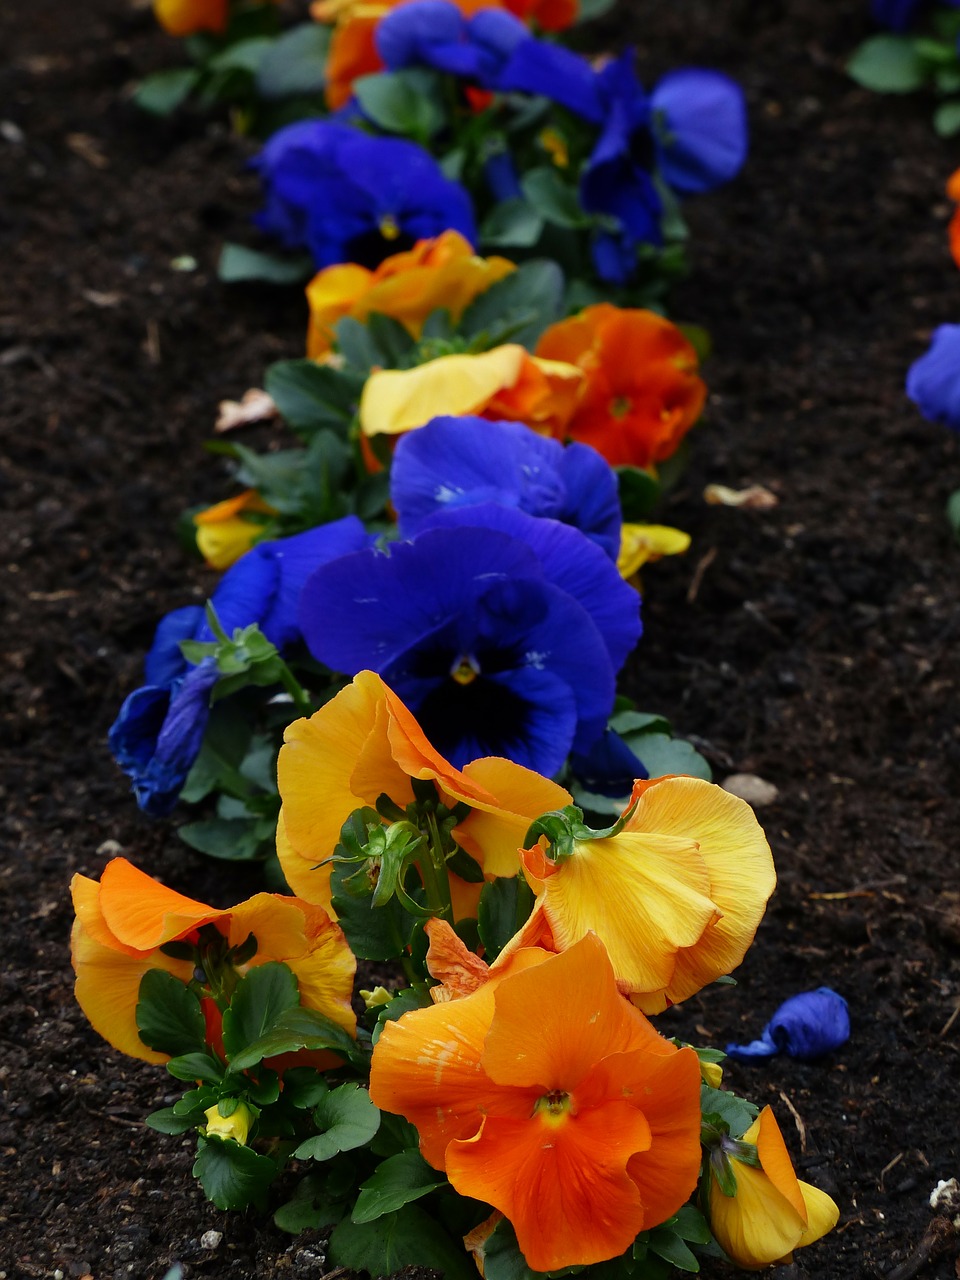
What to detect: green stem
<box><xmin>276</xmin><ymin>660</ymin><xmax>313</xmax><ymax>718</ymax></box>
<box><xmin>419</xmin><ymin>810</ymin><xmax>454</xmax><ymax>922</ymax></box>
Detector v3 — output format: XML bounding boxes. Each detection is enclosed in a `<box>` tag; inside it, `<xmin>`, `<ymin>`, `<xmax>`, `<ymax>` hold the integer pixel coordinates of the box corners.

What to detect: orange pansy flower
<box><xmin>703</xmin><ymin>1106</ymin><xmax>839</xmax><ymax>1269</ymax></box>
<box><xmin>277</xmin><ymin>670</ymin><xmax>571</xmax><ymax>913</ymax></box>
<box><xmin>306</xmin><ymin>231</ymin><xmax>515</xmax><ymax>358</ymax></box>
<box><xmin>369</xmin><ymin>933</ymin><xmax>703</xmax><ymax>1272</ymax></box>
<box><xmin>947</xmin><ymin>167</ymin><xmax>960</xmax><ymax>270</ymax></box>
<box><xmin>70</xmin><ymin>858</ymin><xmax>356</xmax><ymax>1064</ymax></box>
<box><xmin>535</xmin><ymin>303</ymin><xmax>707</xmax><ymax>468</ymax></box>
<box><xmin>193</xmin><ymin>489</ymin><xmax>276</xmax><ymax>570</ymax></box>
<box><xmin>153</xmin><ymin>0</ymin><xmax>229</xmax><ymax>36</ymax></box>
<box><xmin>516</xmin><ymin>774</ymin><xmax>776</xmax><ymax>1014</ymax></box>
<box><xmin>358</xmin><ymin>344</ymin><xmax>583</xmax><ymax>440</ymax></box>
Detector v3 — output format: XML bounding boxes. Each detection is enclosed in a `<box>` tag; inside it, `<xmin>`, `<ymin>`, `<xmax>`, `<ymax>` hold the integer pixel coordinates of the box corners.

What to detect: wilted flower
<box><xmin>703</xmin><ymin>1106</ymin><xmax>839</xmax><ymax>1269</ymax></box>
<box><xmin>110</xmin><ymin>518</ymin><xmax>371</xmax><ymax>816</ymax></box>
<box><xmin>517</xmin><ymin>774</ymin><xmax>777</xmax><ymax>1013</ymax></box>
<box><xmin>70</xmin><ymin>858</ymin><xmax>356</xmax><ymax>1064</ymax></box>
<box><xmin>153</xmin><ymin>0</ymin><xmax>228</xmax><ymax>36</ymax></box>
<box><xmin>297</xmin><ymin>505</ymin><xmax>641</xmax><ymax>774</ymax></box>
<box><xmin>906</xmin><ymin>323</ymin><xmax>960</xmax><ymax>430</ymax></box>
<box><xmin>276</xmin><ymin>669</ymin><xmax>571</xmax><ymax>910</ymax></box>
<box><xmin>536</xmin><ymin>303</ymin><xmax>707</xmax><ymax>468</ymax></box>
<box><xmin>305</xmin><ymin>231</ymin><xmax>515</xmax><ymax>358</ymax></box>
<box><xmin>390</xmin><ymin>414</ymin><xmax>622</xmax><ymax>558</ymax></box>
<box><xmin>370</xmin><ymin>933</ymin><xmax>703</xmax><ymax>1272</ymax></box>
<box><xmin>359</xmin><ymin>344</ymin><xmax>583</xmax><ymax>439</ymax></box>
<box><xmin>725</xmin><ymin>988</ymin><xmax>850</xmax><ymax>1062</ymax></box>
<box><xmin>253</xmin><ymin>122</ymin><xmax>476</xmax><ymax>270</ymax></box>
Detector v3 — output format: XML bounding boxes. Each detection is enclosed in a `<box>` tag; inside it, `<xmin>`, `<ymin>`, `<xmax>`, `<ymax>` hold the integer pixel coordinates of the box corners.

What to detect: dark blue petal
<box><xmin>557</xmin><ymin>442</ymin><xmax>622</xmax><ymax>560</ymax></box>
<box><xmin>110</xmin><ymin>684</ymin><xmax>172</xmax><ymax>774</ymax></box>
<box><xmin>906</xmin><ymin>323</ymin><xmax>960</xmax><ymax>430</ymax></box>
<box><xmin>870</xmin><ymin>0</ymin><xmax>922</xmax><ymax>29</ymax></box>
<box><xmin>483</xmin><ymin>149</ymin><xmax>524</xmax><ymax>202</ymax></box>
<box><xmin>726</xmin><ymin>988</ymin><xmax>850</xmax><ymax>1062</ymax></box>
<box><xmin>144</xmin><ymin>604</ymin><xmax>205</xmax><ymax>686</ymax></box>
<box><xmin>569</xmin><ymin>728</ymin><xmax>647</xmax><ymax>798</ymax></box>
<box><xmin>376</xmin><ymin>0</ymin><xmax>469</xmax><ymax>71</ymax></box>
<box><xmin>590</xmin><ymin>227</ymin><xmax>640</xmax><ymax>286</ymax></box>
<box><xmin>580</xmin><ymin>154</ymin><xmax>662</xmax><ymax>246</ymax></box>
<box><xmin>651</xmin><ymin>69</ymin><xmax>748</xmax><ymax>195</ymax></box>
<box><xmin>495</xmin><ymin>37</ymin><xmax>605</xmax><ymax>118</ymax></box>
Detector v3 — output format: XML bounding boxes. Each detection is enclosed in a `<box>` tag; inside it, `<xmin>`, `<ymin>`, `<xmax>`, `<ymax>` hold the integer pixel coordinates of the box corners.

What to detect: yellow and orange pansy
<box><xmin>193</xmin><ymin>490</ymin><xmax>276</xmax><ymax>570</ymax></box>
<box><xmin>153</xmin><ymin>0</ymin><xmax>229</xmax><ymax>35</ymax></box>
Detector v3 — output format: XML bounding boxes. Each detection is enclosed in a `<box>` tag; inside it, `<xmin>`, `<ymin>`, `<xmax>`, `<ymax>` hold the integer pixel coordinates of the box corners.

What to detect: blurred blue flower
<box><xmin>906</xmin><ymin>323</ymin><xmax>960</xmax><ymax>430</ymax></box>
<box><xmin>252</xmin><ymin>121</ymin><xmax>476</xmax><ymax>269</ymax></box>
<box><xmin>298</xmin><ymin>505</ymin><xmax>641</xmax><ymax>774</ymax></box>
<box><xmin>725</xmin><ymin>988</ymin><xmax>850</xmax><ymax>1062</ymax></box>
<box><xmin>650</xmin><ymin>69</ymin><xmax>748</xmax><ymax>195</ymax></box>
<box><xmin>111</xmin><ymin>518</ymin><xmax>371</xmax><ymax>816</ymax></box>
<box><xmin>376</xmin><ymin>0</ymin><xmax>526</xmax><ymax>83</ymax></box>
<box><xmin>390</xmin><ymin>415</ymin><xmax>622</xmax><ymax>559</ymax></box>
<box><xmin>871</xmin><ymin>0</ymin><xmax>960</xmax><ymax>29</ymax></box>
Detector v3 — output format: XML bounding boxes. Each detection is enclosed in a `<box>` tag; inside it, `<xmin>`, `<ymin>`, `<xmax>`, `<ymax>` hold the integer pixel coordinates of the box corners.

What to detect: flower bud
<box><xmin>203</xmin><ymin>1101</ymin><xmax>254</xmax><ymax>1146</ymax></box>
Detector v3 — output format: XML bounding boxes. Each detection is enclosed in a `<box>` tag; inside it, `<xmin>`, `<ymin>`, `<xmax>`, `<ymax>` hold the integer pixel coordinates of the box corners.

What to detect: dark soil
<box><xmin>3</xmin><ymin>0</ymin><xmax>960</xmax><ymax>1277</ymax></box>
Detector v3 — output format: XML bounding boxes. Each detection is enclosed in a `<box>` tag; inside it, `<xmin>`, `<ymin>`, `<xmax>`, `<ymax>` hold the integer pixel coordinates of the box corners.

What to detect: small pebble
<box><xmin>721</xmin><ymin>773</ymin><xmax>779</xmax><ymax>806</ymax></box>
<box><xmin>96</xmin><ymin>838</ymin><xmax>124</xmax><ymax>856</ymax></box>
<box><xmin>201</xmin><ymin>1230</ymin><xmax>223</xmax><ymax>1251</ymax></box>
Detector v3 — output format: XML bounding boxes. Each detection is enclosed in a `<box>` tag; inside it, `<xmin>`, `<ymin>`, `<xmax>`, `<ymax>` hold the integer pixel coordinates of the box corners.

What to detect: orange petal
<box><xmin>97</xmin><ymin>858</ymin><xmax>225</xmax><ymax>950</ymax></box>
<box><xmin>424</xmin><ymin>917</ymin><xmax>490</xmax><ymax>1001</ymax></box>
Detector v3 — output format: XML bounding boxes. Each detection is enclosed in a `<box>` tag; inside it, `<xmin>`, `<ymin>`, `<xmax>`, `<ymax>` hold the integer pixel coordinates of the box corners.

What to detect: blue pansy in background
<box><xmin>111</xmin><ymin>517</ymin><xmax>371</xmax><ymax>815</ymax></box>
<box><xmin>298</xmin><ymin>506</ymin><xmax>641</xmax><ymax>776</ymax></box>
<box><xmin>906</xmin><ymin>322</ymin><xmax>960</xmax><ymax>430</ymax></box>
<box><xmin>650</xmin><ymin>69</ymin><xmax>749</xmax><ymax>195</ymax></box>
<box><xmin>871</xmin><ymin>0</ymin><xmax>960</xmax><ymax>29</ymax></box>
<box><xmin>725</xmin><ymin>988</ymin><xmax>851</xmax><ymax>1062</ymax></box>
<box><xmin>390</xmin><ymin>415</ymin><xmax>623</xmax><ymax>559</ymax></box>
<box><xmin>375</xmin><ymin>0</ymin><xmax>527</xmax><ymax>83</ymax></box>
<box><xmin>252</xmin><ymin>121</ymin><xmax>477</xmax><ymax>269</ymax></box>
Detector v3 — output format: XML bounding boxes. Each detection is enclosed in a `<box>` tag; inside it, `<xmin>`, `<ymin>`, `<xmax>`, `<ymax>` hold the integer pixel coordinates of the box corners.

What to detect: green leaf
<box><xmin>228</xmin><ymin>1005</ymin><xmax>367</xmax><ymax>1072</ymax></box>
<box><xmin>264</xmin><ymin>358</ymin><xmax>361</xmax><ymax>436</ymax></box>
<box><xmin>218</xmin><ymin>242</ymin><xmax>314</xmax><ymax>285</ymax></box>
<box><xmin>617</xmin><ymin>466</ymin><xmax>662</xmax><ymax>522</ymax></box>
<box><xmin>479</xmin><ymin>198</ymin><xmax>545</xmax><ymax>248</ymax></box>
<box><xmin>352</xmin><ymin>1150</ymin><xmax>446</xmax><ymax>1223</ymax></box>
<box><xmin>145</xmin><ymin>1105</ymin><xmax>202</xmax><ymax>1135</ymax></box>
<box><xmin>647</xmin><ymin>1228</ymin><xmax>699</xmax><ymax>1272</ymax></box>
<box><xmin>208</xmin><ymin>36</ymin><xmax>274</xmax><ymax>74</ymax></box>
<box><xmin>221</xmin><ymin>962</ymin><xmax>300</xmax><ymax>1060</ymax></box>
<box><xmin>608</xmin><ymin>709</ymin><xmax>671</xmax><ymax>737</ymax></box>
<box><xmin>136</xmin><ymin>969</ymin><xmax>207</xmax><ymax>1057</ymax></box>
<box><xmin>701</xmin><ymin>1084</ymin><xmax>758</xmax><ymax>1139</ymax></box>
<box><xmin>459</xmin><ymin>259</ymin><xmax>564</xmax><ymax>349</ymax></box>
<box><xmin>670</xmin><ymin>1205</ymin><xmax>712</xmax><ymax>1245</ymax></box>
<box><xmin>165</xmin><ymin>1052</ymin><xmax>225</xmax><ymax>1084</ymax></box>
<box><xmin>331</xmin><ymin>880</ymin><xmax>415</xmax><ymax>962</ymax></box>
<box><xmin>847</xmin><ymin>36</ymin><xmax>929</xmax><ymax>93</ymax></box>
<box><xmin>294</xmin><ymin>1083</ymin><xmax>381</xmax><ymax>1161</ymax></box>
<box><xmin>934</xmin><ymin>99</ymin><xmax>960</xmax><ymax>136</ymax></box>
<box><xmin>623</xmin><ymin>732</ymin><xmax>712</xmax><ymax>782</ymax></box>
<box><xmin>353</xmin><ymin>70</ymin><xmax>445</xmax><ymax>142</ymax></box>
<box><xmin>331</xmin><ymin>1203</ymin><xmax>475</xmax><ymax>1280</ymax></box>
<box><xmin>133</xmin><ymin>68</ymin><xmax>200</xmax><ymax>116</ymax></box>
<box><xmin>481</xmin><ymin>1218</ymin><xmax>542</xmax><ymax>1280</ymax></box>
<box><xmin>934</xmin><ymin>65</ymin><xmax>960</xmax><ymax>94</ymax></box>
<box><xmin>193</xmin><ymin>1134</ymin><xmax>277</xmax><ymax>1210</ymax></box>
<box><xmin>521</xmin><ymin>166</ymin><xmax>588</xmax><ymax>229</ymax></box>
<box><xmin>177</xmin><ymin>816</ymin><xmax>272</xmax><ymax>861</ymax></box>
<box><xmin>478</xmin><ymin>877</ymin><xmax>526</xmax><ymax>961</ymax></box>
<box><xmin>577</xmin><ymin>0</ymin><xmax>618</xmax><ymax>17</ymax></box>
<box><xmin>256</xmin><ymin>23</ymin><xmax>329</xmax><ymax>99</ymax></box>
<box><xmin>274</xmin><ymin>1171</ymin><xmax>349</xmax><ymax>1233</ymax></box>
<box><xmin>947</xmin><ymin>487</ymin><xmax>960</xmax><ymax>542</ymax></box>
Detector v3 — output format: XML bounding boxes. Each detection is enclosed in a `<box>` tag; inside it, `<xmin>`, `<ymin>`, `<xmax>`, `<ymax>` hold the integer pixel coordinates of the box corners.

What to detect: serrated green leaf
<box><xmin>669</xmin><ymin>1205</ymin><xmax>712</xmax><ymax>1245</ymax></box>
<box><xmin>228</xmin><ymin>1005</ymin><xmax>366</xmax><ymax>1072</ymax></box>
<box><xmin>264</xmin><ymin>358</ymin><xmax>360</xmax><ymax>436</ymax></box>
<box><xmin>145</xmin><ymin>1105</ymin><xmax>201</xmax><ymax>1135</ymax></box>
<box><xmin>193</xmin><ymin>1134</ymin><xmax>277</xmax><ymax>1210</ymax></box>
<box><xmin>165</xmin><ymin>1052</ymin><xmax>225</xmax><ymax>1084</ymax></box>
<box><xmin>352</xmin><ymin>1149</ymin><xmax>446</xmax><ymax>1223</ymax></box>
<box><xmin>847</xmin><ymin>35</ymin><xmax>929</xmax><ymax>93</ymax></box>
<box><xmin>294</xmin><ymin>1083</ymin><xmax>381</xmax><ymax>1161</ymax></box>
<box><xmin>274</xmin><ymin>1171</ymin><xmax>349</xmax><ymax>1233</ymax></box>
<box><xmin>221</xmin><ymin>962</ymin><xmax>300</xmax><ymax>1060</ymax></box>
<box><xmin>136</xmin><ymin>969</ymin><xmax>207</xmax><ymax>1057</ymax></box>
<box><xmin>331</xmin><ymin>1203</ymin><xmax>475</xmax><ymax>1280</ymax></box>
<box><xmin>701</xmin><ymin>1084</ymin><xmax>758</xmax><ymax>1138</ymax></box>
<box><xmin>218</xmin><ymin>242</ymin><xmax>314</xmax><ymax>285</ymax></box>
<box><xmin>647</xmin><ymin>1229</ymin><xmax>699</xmax><ymax>1272</ymax></box>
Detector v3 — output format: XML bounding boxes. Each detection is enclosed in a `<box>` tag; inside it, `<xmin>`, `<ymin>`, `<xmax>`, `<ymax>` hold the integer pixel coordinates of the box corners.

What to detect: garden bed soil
<box><xmin>3</xmin><ymin>0</ymin><xmax>960</xmax><ymax>1276</ymax></box>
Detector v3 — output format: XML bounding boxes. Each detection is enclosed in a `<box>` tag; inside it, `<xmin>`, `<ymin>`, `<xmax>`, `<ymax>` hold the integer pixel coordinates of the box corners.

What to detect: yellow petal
<box><xmin>618</xmin><ymin>524</ymin><xmax>691</xmax><ymax>578</ymax></box>
<box><xmin>359</xmin><ymin>346</ymin><xmax>526</xmax><ymax>436</ymax></box>
<box><xmin>797</xmin><ymin>1180</ymin><xmax>840</xmax><ymax>1247</ymax></box>
<box><xmin>451</xmin><ymin>756</ymin><xmax>572</xmax><ymax>880</ymax></box>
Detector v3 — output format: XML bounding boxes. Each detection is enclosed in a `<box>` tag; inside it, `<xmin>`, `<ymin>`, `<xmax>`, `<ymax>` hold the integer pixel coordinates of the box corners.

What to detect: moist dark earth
<box><xmin>3</xmin><ymin>0</ymin><xmax>960</xmax><ymax>1277</ymax></box>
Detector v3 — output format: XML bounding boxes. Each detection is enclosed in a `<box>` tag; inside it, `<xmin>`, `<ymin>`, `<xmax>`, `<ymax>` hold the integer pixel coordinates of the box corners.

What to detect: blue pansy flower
<box><xmin>650</xmin><ymin>69</ymin><xmax>748</xmax><ymax>196</ymax></box>
<box><xmin>111</xmin><ymin>518</ymin><xmax>372</xmax><ymax>816</ymax></box>
<box><xmin>252</xmin><ymin>121</ymin><xmax>477</xmax><ymax>269</ymax></box>
<box><xmin>390</xmin><ymin>415</ymin><xmax>622</xmax><ymax>559</ymax></box>
<box><xmin>871</xmin><ymin>0</ymin><xmax>960</xmax><ymax>30</ymax></box>
<box><xmin>906</xmin><ymin>323</ymin><xmax>960</xmax><ymax>430</ymax></box>
<box><xmin>298</xmin><ymin>506</ymin><xmax>641</xmax><ymax>775</ymax></box>
<box><xmin>375</xmin><ymin>0</ymin><xmax>526</xmax><ymax>83</ymax></box>
<box><xmin>725</xmin><ymin>988</ymin><xmax>851</xmax><ymax>1062</ymax></box>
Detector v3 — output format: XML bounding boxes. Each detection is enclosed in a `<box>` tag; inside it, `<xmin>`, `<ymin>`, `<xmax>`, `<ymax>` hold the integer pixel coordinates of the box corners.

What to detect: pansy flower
<box><xmin>297</xmin><ymin>505</ymin><xmax>641</xmax><ymax>775</ymax></box>
<box><xmin>71</xmin><ymin>857</ymin><xmax>356</xmax><ymax>1064</ymax></box>
<box><xmin>305</xmin><ymin>231</ymin><xmax>515</xmax><ymax>358</ymax></box>
<box><xmin>153</xmin><ymin>0</ymin><xmax>229</xmax><ymax>36</ymax></box>
<box><xmin>650</xmin><ymin>69</ymin><xmax>749</xmax><ymax>197</ymax></box>
<box><xmin>375</xmin><ymin>2</ymin><xmax>527</xmax><ymax>84</ymax></box>
<box><xmin>390</xmin><ymin>414</ymin><xmax>622</xmax><ymax>558</ymax></box>
<box><xmin>110</xmin><ymin>517</ymin><xmax>371</xmax><ymax>816</ymax></box>
<box><xmin>369</xmin><ymin>933</ymin><xmax>703</xmax><ymax>1272</ymax></box>
<box><xmin>703</xmin><ymin>1106</ymin><xmax>839</xmax><ymax>1268</ymax></box>
<box><xmin>359</xmin><ymin>344</ymin><xmax>583</xmax><ymax>440</ymax></box>
<box><xmin>906</xmin><ymin>323</ymin><xmax>960</xmax><ymax>431</ymax></box>
<box><xmin>276</xmin><ymin>669</ymin><xmax>571</xmax><ymax>911</ymax></box>
<box><xmin>253</xmin><ymin>122</ymin><xmax>477</xmax><ymax>270</ymax></box>
<box><xmin>726</xmin><ymin>988</ymin><xmax>850</xmax><ymax>1062</ymax></box>
<box><xmin>515</xmin><ymin>774</ymin><xmax>776</xmax><ymax>1013</ymax></box>
<box><xmin>536</xmin><ymin>303</ymin><xmax>707</xmax><ymax>468</ymax></box>
<box><xmin>193</xmin><ymin>490</ymin><xmax>277</xmax><ymax>570</ymax></box>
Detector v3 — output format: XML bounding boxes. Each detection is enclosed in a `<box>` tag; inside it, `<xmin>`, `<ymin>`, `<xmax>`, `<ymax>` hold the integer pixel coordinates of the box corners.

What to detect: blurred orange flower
<box><xmin>947</xmin><ymin>167</ymin><xmax>960</xmax><ymax>270</ymax></box>
<box><xmin>516</xmin><ymin>774</ymin><xmax>776</xmax><ymax>1014</ymax></box>
<box><xmin>70</xmin><ymin>858</ymin><xmax>356</xmax><ymax>1063</ymax></box>
<box><xmin>369</xmin><ymin>933</ymin><xmax>702</xmax><ymax>1271</ymax></box>
<box><xmin>359</xmin><ymin>344</ymin><xmax>583</xmax><ymax>440</ymax></box>
<box><xmin>153</xmin><ymin>0</ymin><xmax>229</xmax><ymax>35</ymax></box>
<box><xmin>306</xmin><ymin>231</ymin><xmax>515</xmax><ymax>358</ymax></box>
<box><xmin>277</xmin><ymin>669</ymin><xmax>571</xmax><ymax>914</ymax></box>
<box><xmin>703</xmin><ymin>1106</ymin><xmax>839</xmax><ymax>1269</ymax></box>
<box><xmin>535</xmin><ymin>303</ymin><xmax>707</xmax><ymax>468</ymax></box>
<box><xmin>193</xmin><ymin>490</ymin><xmax>276</xmax><ymax>570</ymax></box>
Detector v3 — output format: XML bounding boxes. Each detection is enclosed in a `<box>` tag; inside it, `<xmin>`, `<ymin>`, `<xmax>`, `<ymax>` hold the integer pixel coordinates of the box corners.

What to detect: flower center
<box><xmin>379</xmin><ymin>214</ymin><xmax>401</xmax><ymax>241</ymax></box>
<box><xmin>611</xmin><ymin>395</ymin><xmax>633</xmax><ymax>419</ymax></box>
<box><xmin>450</xmin><ymin>654</ymin><xmax>480</xmax><ymax>686</ymax></box>
<box><xmin>534</xmin><ymin>1089</ymin><xmax>572</xmax><ymax>1127</ymax></box>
